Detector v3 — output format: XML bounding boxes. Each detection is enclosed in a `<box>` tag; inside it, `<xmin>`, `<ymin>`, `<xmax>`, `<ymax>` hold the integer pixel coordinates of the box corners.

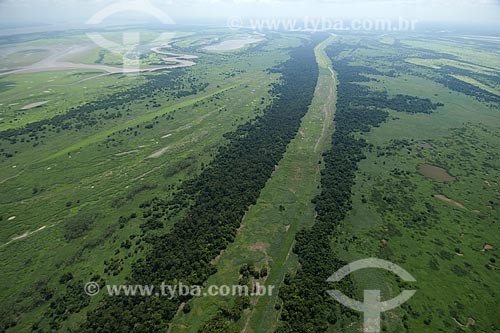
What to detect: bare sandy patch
<box><xmin>434</xmin><ymin>195</ymin><xmax>466</xmax><ymax>209</ymax></box>
<box><xmin>115</xmin><ymin>150</ymin><xmax>138</xmax><ymax>157</ymax></box>
<box><xmin>147</xmin><ymin>146</ymin><xmax>171</xmax><ymax>159</ymax></box>
<box><xmin>453</xmin><ymin>317</ymin><xmax>475</xmax><ymax>328</ymax></box>
<box><xmin>147</xmin><ymin>131</ymin><xmax>208</xmax><ymax>159</ymax></box>
<box><xmin>482</xmin><ymin>244</ymin><xmax>494</xmax><ymax>251</ymax></box>
<box><xmin>21</xmin><ymin>101</ymin><xmax>49</xmax><ymax>110</ymax></box>
<box><xmin>11</xmin><ymin>232</ymin><xmax>29</xmax><ymax>241</ymax></box>
<box><xmin>466</xmin><ymin>318</ymin><xmax>476</xmax><ymax>328</ymax></box>
<box><xmin>248</xmin><ymin>242</ymin><xmax>269</xmax><ymax>253</ymax></box>
<box><xmin>12</xmin><ymin>225</ymin><xmax>46</xmax><ymax>241</ymax></box>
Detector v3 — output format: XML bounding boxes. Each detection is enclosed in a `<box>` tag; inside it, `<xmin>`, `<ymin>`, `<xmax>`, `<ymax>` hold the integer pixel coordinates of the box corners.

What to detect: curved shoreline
<box><xmin>1</xmin><ymin>45</ymin><xmax>198</xmax><ymax>76</ymax></box>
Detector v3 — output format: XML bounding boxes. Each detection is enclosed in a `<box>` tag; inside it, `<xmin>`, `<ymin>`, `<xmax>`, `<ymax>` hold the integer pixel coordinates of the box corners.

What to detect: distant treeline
<box><xmin>77</xmin><ymin>40</ymin><xmax>320</xmax><ymax>331</ymax></box>
<box><xmin>352</xmin><ymin>38</ymin><xmax>500</xmax><ymax>105</ymax></box>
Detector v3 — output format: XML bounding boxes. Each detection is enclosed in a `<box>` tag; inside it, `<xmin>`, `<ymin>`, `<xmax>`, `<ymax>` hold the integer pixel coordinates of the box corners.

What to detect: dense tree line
<box><xmin>76</xmin><ymin>40</ymin><xmax>320</xmax><ymax>332</ymax></box>
<box><xmin>440</xmin><ymin>65</ymin><xmax>500</xmax><ymax>85</ymax></box>
<box><xmin>333</xmin><ymin>59</ymin><xmax>441</xmax><ymax>114</ymax></box>
<box><xmin>435</xmin><ymin>70</ymin><xmax>500</xmax><ymax>103</ymax></box>
<box><xmin>275</xmin><ymin>41</ymin><xmax>443</xmax><ymax>332</ymax></box>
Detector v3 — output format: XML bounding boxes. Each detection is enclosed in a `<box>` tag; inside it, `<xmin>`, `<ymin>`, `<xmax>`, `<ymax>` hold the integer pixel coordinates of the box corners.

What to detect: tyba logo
<box><xmin>327</xmin><ymin>258</ymin><xmax>417</xmax><ymax>333</ymax></box>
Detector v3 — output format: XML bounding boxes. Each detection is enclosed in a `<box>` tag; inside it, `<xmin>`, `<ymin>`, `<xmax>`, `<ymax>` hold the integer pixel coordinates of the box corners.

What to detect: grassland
<box><xmin>169</xmin><ymin>34</ymin><xmax>337</xmax><ymax>332</ymax></box>
<box><xmin>1</xmin><ymin>27</ymin><xmax>499</xmax><ymax>333</ymax></box>
<box><xmin>327</xmin><ymin>35</ymin><xmax>500</xmax><ymax>332</ymax></box>
<box><xmin>0</xmin><ymin>29</ymin><xmax>300</xmax><ymax>331</ymax></box>
<box><xmin>40</xmin><ymin>84</ymin><xmax>236</xmax><ymax>162</ymax></box>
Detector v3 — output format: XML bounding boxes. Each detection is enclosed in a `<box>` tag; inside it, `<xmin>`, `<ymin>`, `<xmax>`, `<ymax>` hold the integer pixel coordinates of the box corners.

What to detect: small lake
<box><xmin>417</xmin><ymin>164</ymin><xmax>456</xmax><ymax>182</ymax></box>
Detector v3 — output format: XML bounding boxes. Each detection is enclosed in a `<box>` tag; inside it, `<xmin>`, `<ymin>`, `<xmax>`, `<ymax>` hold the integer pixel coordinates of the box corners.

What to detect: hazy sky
<box><xmin>0</xmin><ymin>0</ymin><xmax>499</xmax><ymax>26</ymax></box>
